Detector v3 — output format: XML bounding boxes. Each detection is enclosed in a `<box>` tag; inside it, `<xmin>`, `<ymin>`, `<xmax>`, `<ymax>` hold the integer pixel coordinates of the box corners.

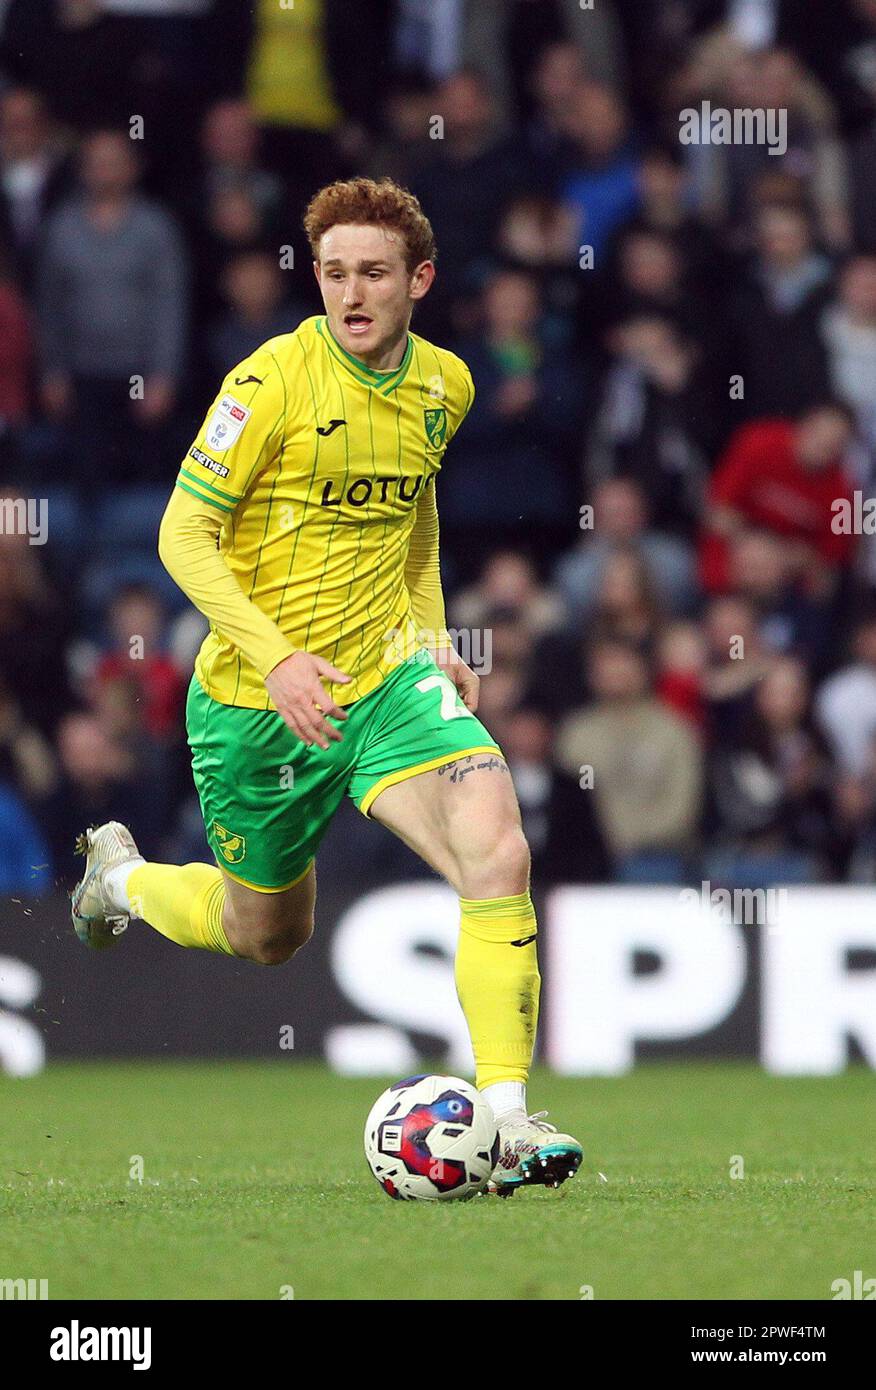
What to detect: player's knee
<box><xmin>457</xmin><ymin>825</ymin><xmax>531</xmax><ymax>898</ymax></box>
<box><xmin>234</xmin><ymin>910</ymin><xmax>314</xmax><ymax>965</ymax></box>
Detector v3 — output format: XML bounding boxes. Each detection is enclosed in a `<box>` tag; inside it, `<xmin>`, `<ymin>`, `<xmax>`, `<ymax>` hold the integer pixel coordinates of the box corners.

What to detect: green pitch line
<box><xmin>0</xmin><ymin>1061</ymin><xmax>872</xmax><ymax>1301</ymax></box>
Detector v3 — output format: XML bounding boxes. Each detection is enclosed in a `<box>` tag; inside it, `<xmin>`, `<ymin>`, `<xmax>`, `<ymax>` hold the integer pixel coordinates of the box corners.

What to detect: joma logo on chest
<box><xmin>320</xmin><ymin>475</ymin><xmax>425</xmax><ymax>508</ymax></box>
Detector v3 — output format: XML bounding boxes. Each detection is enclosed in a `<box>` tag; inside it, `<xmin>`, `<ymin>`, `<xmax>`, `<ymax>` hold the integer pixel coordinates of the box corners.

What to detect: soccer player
<box><xmin>71</xmin><ymin>178</ymin><xmax>582</xmax><ymax>1194</ymax></box>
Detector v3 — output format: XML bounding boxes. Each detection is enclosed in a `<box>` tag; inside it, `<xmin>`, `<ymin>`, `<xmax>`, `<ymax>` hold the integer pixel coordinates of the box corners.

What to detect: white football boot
<box><xmin>70</xmin><ymin>821</ymin><xmax>141</xmax><ymax>949</ymax></box>
<box><xmin>487</xmin><ymin>1111</ymin><xmax>583</xmax><ymax>1196</ymax></box>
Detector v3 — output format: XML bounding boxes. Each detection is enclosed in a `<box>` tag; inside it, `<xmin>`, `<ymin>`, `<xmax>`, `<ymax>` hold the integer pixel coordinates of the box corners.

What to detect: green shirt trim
<box><xmin>178</xmin><ymin>467</ymin><xmax>242</xmax><ymax>505</ymax></box>
<box><xmin>316</xmin><ymin>317</ymin><xmax>413</xmax><ymax>394</ymax></box>
<box><xmin>175</xmin><ymin>478</ymin><xmax>234</xmax><ymax>513</ymax></box>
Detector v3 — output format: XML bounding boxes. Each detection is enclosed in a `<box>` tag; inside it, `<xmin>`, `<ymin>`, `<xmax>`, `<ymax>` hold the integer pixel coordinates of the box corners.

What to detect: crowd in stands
<box><xmin>3</xmin><ymin>0</ymin><xmax>876</xmax><ymax>896</ymax></box>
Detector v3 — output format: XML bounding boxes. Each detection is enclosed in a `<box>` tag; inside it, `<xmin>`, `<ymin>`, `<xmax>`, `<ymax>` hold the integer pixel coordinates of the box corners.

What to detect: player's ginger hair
<box><xmin>304</xmin><ymin>177</ymin><xmax>437</xmax><ymax>272</ymax></box>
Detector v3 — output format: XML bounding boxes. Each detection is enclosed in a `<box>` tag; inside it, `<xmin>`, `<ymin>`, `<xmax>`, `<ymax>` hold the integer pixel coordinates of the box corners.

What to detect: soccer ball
<box><xmin>364</xmin><ymin>1074</ymin><xmax>499</xmax><ymax>1201</ymax></box>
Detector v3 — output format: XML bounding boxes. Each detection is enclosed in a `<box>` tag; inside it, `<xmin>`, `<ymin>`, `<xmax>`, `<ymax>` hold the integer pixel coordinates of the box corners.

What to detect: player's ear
<box><xmin>313</xmin><ymin>261</ymin><xmax>322</xmax><ymax>287</ymax></box>
<box><xmin>409</xmin><ymin>260</ymin><xmax>435</xmax><ymax>302</ymax></box>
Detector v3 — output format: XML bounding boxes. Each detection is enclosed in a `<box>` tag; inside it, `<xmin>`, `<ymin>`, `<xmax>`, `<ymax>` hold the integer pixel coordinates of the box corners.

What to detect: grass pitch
<box><xmin>1</xmin><ymin>1061</ymin><xmax>871</xmax><ymax>1301</ymax></box>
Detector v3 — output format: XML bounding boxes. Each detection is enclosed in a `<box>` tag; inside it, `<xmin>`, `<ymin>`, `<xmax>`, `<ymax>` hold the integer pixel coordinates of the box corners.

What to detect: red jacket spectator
<box><xmin>94</xmin><ymin>652</ymin><xmax>183</xmax><ymax>740</ymax></box>
<box><xmin>700</xmin><ymin>410</ymin><xmax>857</xmax><ymax>593</ymax></box>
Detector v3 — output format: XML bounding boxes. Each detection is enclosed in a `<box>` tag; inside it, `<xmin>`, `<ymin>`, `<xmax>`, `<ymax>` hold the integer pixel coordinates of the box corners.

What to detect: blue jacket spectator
<box><xmin>0</xmin><ymin>781</ymin><xmax>51</xmax><ymax>894</ymax></box>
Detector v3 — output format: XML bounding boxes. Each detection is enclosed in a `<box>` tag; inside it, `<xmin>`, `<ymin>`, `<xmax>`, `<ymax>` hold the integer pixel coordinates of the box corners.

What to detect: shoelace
<box><xmin>526</xmin><ymin>1111</ymin><xmax>558</xmax><ymax>1134</ymax></box>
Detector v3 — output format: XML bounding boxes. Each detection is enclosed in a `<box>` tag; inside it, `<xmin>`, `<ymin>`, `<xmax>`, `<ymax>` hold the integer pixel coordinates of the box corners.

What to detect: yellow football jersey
<box><xmin>175</xmin><ymin>315</ymin><xmax>474</xmax><ymax>709</ymax></box>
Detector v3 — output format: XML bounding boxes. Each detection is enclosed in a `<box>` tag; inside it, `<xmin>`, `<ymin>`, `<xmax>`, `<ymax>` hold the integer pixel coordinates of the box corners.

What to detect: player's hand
<box><xmin>264</xmin><ymin>651</ymin><xmax>351</xmax><ymax>750</ymax></box>
<box><xmin>435</xmin><ymin>647</ymin><xmax>479</xmax><ymax>713</ymax></box>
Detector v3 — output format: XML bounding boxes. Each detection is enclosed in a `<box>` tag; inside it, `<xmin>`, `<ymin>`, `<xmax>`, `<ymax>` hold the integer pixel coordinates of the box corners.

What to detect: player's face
<box><xmin>315</xmin><ymin>223</ymin><xmax>434</xmax><ymax>368</ymax></box>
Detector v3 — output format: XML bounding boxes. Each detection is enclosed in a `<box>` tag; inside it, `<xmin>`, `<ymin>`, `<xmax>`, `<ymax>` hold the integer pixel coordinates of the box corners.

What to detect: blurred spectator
<box><xmin>522</xmin><ymin>39</ymin><xmax>588</xmax><ymax>172</ymax></box>
<box><xmin>610</xmin><ymin>227</ymin><xmax>694</xmax><ymax>324</ymax></box>
<box><xmin>821</xmin><ymin>253</ymin><xmax>876</xmax><ymax>447</ymax></box>
<box><xmin>832</xmin><ymin>728</ymin><xmax>876</xmax><ymax>881</ymax></box>
<box><xmin>92</xmin><ymin>584</ymin><xmax>185</xmax><ymax>742</ymax></box>
<box><xmin>655</xmin><ymin>620</ymin><xmax>707</xmax><ymax>729</ymax></box>
<box><xmin>686</xmin><ymin>47</ymin><xmax>849</xmax><ymax>251</ymax></box>
<box><xmin>588</xmin><ymin>546</ymin><xmax>665</xmax><ymax>652</ymax></box>
<box><xmin>704</xmin><ymin>655</ymin><xmax>836</xmax><ymax>885</ymax></box>
<box><xmin>245</xmin><ymin>0</ymin><xmax>355</xmax><ymax>207</ymax></box>
<box><xmin>815</xmin><ymin>610</ymin><xmax>876</xmax><ymax>776</ymax></box>
<box><xmin>450</xmin><ymin>550</ymin><xmax>564</xmax><ymax>642</ymax></box>
<box><xmin>700</xmin><ymin>403</ymin><xmax>857</xmax><ymax>594</ymax></box>
<box><xmin>410</xmin><ymin>68</ymin><xmax>532</xmax><ymax>330</ymax></box>
<box><xmin>200</xmin><ymin>99</ymin><xmax>284</xmax><ymax>233</ymax></box>
<box><xmin>503</xmin><ymin>700</ymin><xmax>611</xmax><ymax>884</ymax></box>
<box><xmin>495</xmin><ymin>194</ymin><xmax>581</xmax><ymax>344</ymax></box>
<box><xmin>44</xmin><ymin>693</ymin><xmax>167</xmax><ymax>883</ymax></box>
<box><xmin>167</xmin><ymin>606</ymin><xmax>209</xmax><ymax>679</ymax></box>
<box><xmin>555</xmin><ymin>477</ymin><xmax>697</xmax><ymax>622</ymax></box>
<box><xmin>848</xmin><ymin>112</ymin><xmax>876</xmax><ymax>251</ymax></box>
<box><xmin>610</xmin><ymin>142</ymin><xmax>727</xmax><ymax>297</ymax></box>
<box><xmin>0</xmin><ymin>779</ymin><xmax>51</xmax><ymax>894</ymax></box>
<box><xmin>1</xmin><ymin>0</ymin><xmax>141</xmax><ymax>132</ymax></box>
<box><xmin>778</xmin><ymin>0</ymin><xmax>876</xmax><ymax>136</ymax></box>
<box><xmin>441</xmin><ymin>267</ymin><xmax>583</xmax><ymax>569</ymax></box>
<box><xmin>0</xmin><ymin>674</ymin><xmax>57</xmax><ymax>803</ymax></box>
<box><xmin>207</xmin><ymin>251</ymin><xmax>303</xmax><ymax>381</ymax></box>
<box><xmin>554</xmin><ymin>637</ymin><xmax>703</xmax><ymax>882</ymax></box>
<box><xmin>727</xmin><ymin>202</ymin><xmax>834</xmax><ymax>419</ymax></box>
<box><xmin>505</xmin><ymin>2</ymin><xmax>624</xmax><ymax>124</ymax></box>
<box><xmin>0</xmin><ymin>248</ymin><xmax>32</xmax><ymax>438</ymax></box>
<box><xmin>702</xmin><ymin>594</ymin><xmax>773</xmax><ymax>745</ymax></box>
<box><xmin>466</xmin><ymin>626</ymin><xmax>529</xmax><ymax>753</ymax></box>
<box><xmin>0</xmin><ymin>87</ymin><xmax>70</xmax><ymax>287</ymax></box>
<box><xmin>36</xmin><ymin>129</ymin><xmax>188</xmax><ymax>489</ymax></box>
<box><xmin>598</xmin><ymin>225</ymin><xmax>724</xmax><ymax>390</ymax></box>
<box><xmin>393</xmin><ymin>0</ymin><xmax>467</xmax><ymax>85</ymax></box>
<box><xmin>190</xmin><ymin>99</ymin><xmax>287</xmax><ymax>324</ymax></box>
<box><xmin>727</xmin><ymin>528</ymin><xmax>836</xmax><ymax>673</ymax></box>
<box><xmin>587</xmin><ymin>314</ymin><xmax>712</xmax><ymax>535</ymax></box>
<box><xmin>501</xmin><ymin>706</ymin><xmax>554</xmax><ymax>871</ymax></box>
<box><xmin>557</xmin><ymin>80</ymin><xmax>640</xmax><ymax>262</ymax></box>
<box><xmin>0</xmin><ymin>516</ymin><xmax>72</xmax><ymax>732</ymax></box>
<box><xmin>365</xmin><ymin>75</ymin><xmax>435</xmax><ymax>186</ymax></box>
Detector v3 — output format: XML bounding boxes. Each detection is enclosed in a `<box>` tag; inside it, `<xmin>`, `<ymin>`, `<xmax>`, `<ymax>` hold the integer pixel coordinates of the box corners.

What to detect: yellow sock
<box><xmin>455</xmin><ymin>890</ymin><xmax>540</xmax><ymax>1090</ymax></box>
<box><xmin>127</xmin><ymin>862</ymin><xmax>235</xmax><ymax>955</ymax></box>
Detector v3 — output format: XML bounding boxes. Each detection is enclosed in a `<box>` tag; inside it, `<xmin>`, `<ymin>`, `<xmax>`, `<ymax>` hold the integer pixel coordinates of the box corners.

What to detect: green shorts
<box><xmin>186</xmin><ymin>650</ymin><xmax>502</xmax><ymax>891</ymax></box>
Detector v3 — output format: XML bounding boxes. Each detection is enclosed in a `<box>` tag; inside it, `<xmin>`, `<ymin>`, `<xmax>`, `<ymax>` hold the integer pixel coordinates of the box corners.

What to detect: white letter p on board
<box><xmin>546</xmin><ymin>888</ymin><xmax>746</xmax><ymax>1073</ymax></box>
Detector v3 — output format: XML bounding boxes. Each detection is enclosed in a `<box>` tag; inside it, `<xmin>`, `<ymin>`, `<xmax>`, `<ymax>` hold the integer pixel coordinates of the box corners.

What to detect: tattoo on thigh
<box><xmin>438</xmin><ymin>754</ymin><xmax>509</xmax><ymax>785</ymax></box>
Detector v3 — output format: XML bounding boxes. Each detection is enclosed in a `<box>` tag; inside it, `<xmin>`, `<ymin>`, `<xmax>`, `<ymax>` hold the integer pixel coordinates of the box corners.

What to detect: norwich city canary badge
<box><xmin>213</xmin><ymin>822</ymin><xmax>246</xmax><ymax>864</ymax></box>
<box><xmin>424</xmin><ymin>407</ymin><xmax>447</xmax><ymax>448</ymax></box>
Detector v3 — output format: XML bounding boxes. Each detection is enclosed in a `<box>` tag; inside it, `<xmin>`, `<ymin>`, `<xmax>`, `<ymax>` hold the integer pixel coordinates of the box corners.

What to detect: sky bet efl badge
<box><xmin>205</xmin><ymin>394</ymin><xmax>251</xmax><ymax>452</ymax></box>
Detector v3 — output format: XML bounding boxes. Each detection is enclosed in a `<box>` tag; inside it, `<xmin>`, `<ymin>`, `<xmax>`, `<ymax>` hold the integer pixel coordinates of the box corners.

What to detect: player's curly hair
<box><xmin>303</xmin><ymin>177</ymin><xmax>437</xmax><ymax>271</ymax></box>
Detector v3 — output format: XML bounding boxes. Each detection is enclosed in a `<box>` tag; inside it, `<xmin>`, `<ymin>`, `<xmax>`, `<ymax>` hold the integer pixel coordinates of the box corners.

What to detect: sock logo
<box><xmin>510</xmin><ymin>934</ymin><xmax>537</xmax><ymax>947</ymax></box>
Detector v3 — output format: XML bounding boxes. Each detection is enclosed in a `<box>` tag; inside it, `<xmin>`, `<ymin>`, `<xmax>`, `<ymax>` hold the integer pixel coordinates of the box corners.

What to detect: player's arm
<box><xmin>159</xmin><ymin>357</ymin><xmax>349</xmax><ymax>748</ymax></box>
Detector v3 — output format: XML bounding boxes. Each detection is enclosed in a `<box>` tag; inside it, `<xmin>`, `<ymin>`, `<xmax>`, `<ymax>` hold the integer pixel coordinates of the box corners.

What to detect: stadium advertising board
<box><xmin>2</xmin><ymin>885</ymin><xmax>874</xmax><ymax>1076</ymax></box>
